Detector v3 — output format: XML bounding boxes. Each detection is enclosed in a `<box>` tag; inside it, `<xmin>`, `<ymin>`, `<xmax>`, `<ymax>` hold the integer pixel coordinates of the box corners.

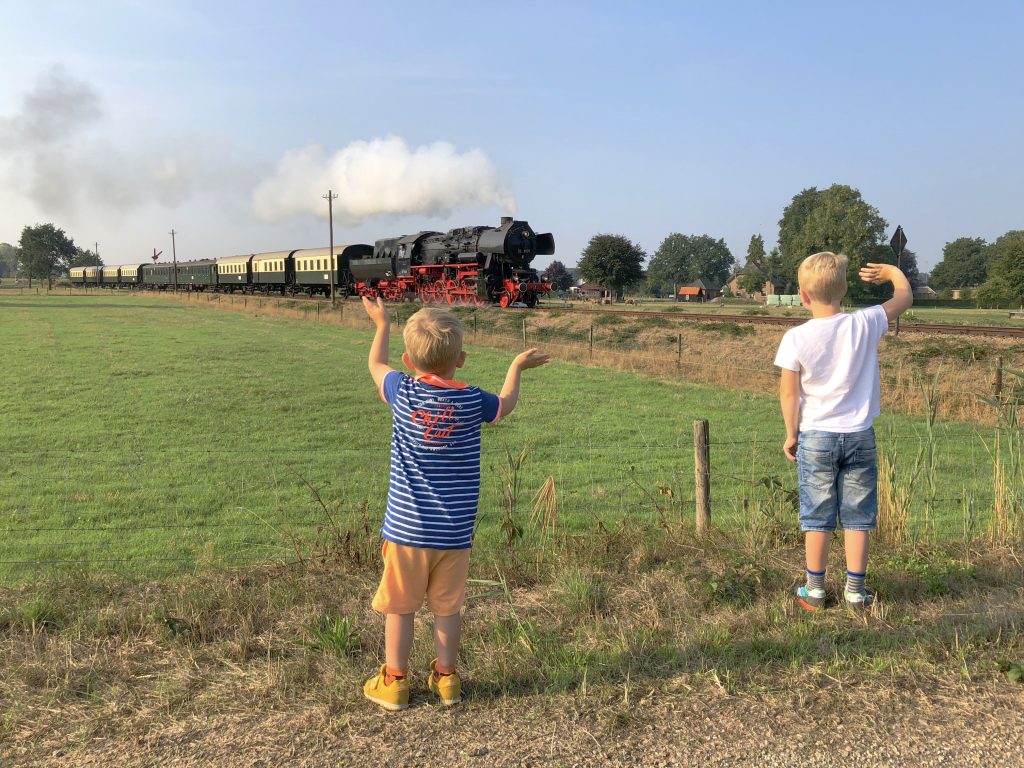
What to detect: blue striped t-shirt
<box><xmin>380</xmin><ymin>371</ymin><xmax>501</xmax><ymax>549</ymax></box>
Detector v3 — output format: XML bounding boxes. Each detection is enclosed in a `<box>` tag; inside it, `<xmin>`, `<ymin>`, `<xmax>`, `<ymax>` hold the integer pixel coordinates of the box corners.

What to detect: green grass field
<box><xmin>0</xmin><ymin>294</ymin><xmax>1012</xmax><ymax>582</ymax></box>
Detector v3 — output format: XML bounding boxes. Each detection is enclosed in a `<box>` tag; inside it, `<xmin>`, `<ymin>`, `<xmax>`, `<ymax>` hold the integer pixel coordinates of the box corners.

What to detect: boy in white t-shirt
<box><xmin>774</xmin><ymin>252</ymin><xmax>913</xmax><ymax>611</ymax></box>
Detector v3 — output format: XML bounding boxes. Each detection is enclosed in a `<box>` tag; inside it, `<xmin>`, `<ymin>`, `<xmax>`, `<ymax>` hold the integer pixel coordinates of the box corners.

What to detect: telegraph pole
<box><xmin>94</xmin><ymin>242</ymin><xmax>99</xmax><ymax>262</ymax></box>
<box><xmin>169</xmin><ymin>229</ymin><xmax>178</xmax><ymax>292</ymax></box>
<box><xmin>323</xmin><ymin>190</ymin><xmax>338</xmax><ymax>305</ymax></box>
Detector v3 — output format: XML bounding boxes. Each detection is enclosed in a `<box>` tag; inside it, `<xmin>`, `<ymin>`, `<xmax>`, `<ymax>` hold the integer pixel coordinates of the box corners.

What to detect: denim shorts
<box><xmin>796</xmin><ymin>428</ymin><xmax>878</xmax><ymax>532</ymax></box>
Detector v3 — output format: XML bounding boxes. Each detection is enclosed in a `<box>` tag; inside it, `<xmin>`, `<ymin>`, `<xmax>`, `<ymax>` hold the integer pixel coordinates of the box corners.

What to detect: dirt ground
<box><xmin>6</xmin><ymin>679</ymin><xmax>1022</xmax><ymax>768</ymax></box>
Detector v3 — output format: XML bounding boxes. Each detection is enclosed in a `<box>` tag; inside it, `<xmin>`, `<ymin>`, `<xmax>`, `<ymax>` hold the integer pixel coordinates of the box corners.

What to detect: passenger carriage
<box><xmin>251</xmin><ymin>250</ymin><xmax>294</xmax><ymax>294</ymax></box>
<box><xmin>215</xmin><ymin>254</ymin><xmax>253</xmax><ymax>292</ymax></box>
<box><xmin>292</xmin><ymin>244</ymin><xmax>373</xmax><ymax>297</ymax></box>
<box><xmin>101</xmin><ymin>265</ymin><xmax>120</xmax><ymax>288</ymax></box>
<box><xmin>119</xmin><ymin>264</ymin><xmax>143</xmax><ymax>287</ymax></box>
<box><xmin>178</xmin><ymin>259</ymin><xmax>217</xmax><ymax>291</ymax></box>
<box><xmin>143</xmin><ymin>262</ymin><xmax>175</xmax><ymax>289</ymax></box>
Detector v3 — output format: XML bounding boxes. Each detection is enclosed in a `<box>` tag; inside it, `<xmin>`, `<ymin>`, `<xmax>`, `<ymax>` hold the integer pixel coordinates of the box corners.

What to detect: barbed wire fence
<box><xmin>1</xmin><ymin>421</ymin><xmax>1015</xmax><ymax>581</ymax></box>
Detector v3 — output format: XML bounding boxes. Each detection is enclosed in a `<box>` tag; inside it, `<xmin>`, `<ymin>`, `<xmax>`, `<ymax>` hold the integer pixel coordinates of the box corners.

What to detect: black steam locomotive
<box><xmin>352</xmin><ymin>217</ymin><xmax>555</xmax><ymax>307</ymax></box>
<box><xmin>77</xmin><ymin>217</ymin><xmax>555</xmax><ymax>308</ymax></box>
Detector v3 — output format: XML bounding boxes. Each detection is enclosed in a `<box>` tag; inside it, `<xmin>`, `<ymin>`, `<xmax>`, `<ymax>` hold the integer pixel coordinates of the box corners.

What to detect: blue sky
<box><xmin>1</xmin><ymin>1</ymin><xmax>1021</xmax><ymax>271</ymax></box>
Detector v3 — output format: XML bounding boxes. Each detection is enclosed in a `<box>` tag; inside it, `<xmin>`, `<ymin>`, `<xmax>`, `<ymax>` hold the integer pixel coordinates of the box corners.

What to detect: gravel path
<box><xmin>10</xmin><ymin>680</ymin><xmax>1023</xmax><ymax>767</ymax></box>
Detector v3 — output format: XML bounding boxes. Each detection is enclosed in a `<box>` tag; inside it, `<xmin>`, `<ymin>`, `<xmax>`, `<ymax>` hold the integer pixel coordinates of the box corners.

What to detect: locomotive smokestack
<box><xmin>500</xmin><ymin>216</ymin><xmax>512</xmax><ymax>227</ymax></box>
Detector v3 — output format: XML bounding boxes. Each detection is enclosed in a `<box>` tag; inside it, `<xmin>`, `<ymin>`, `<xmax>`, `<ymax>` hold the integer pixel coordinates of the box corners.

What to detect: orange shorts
<box><xmin>371</xmin><ymin>540</ymin><xmax>471</xmax><ymax>616</ymax></box>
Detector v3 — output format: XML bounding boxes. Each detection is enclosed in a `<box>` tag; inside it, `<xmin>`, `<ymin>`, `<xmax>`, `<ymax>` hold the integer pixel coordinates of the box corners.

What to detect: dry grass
<box><xmin>2</xmin><ymin>518</ymin><xmax>1022</xmax><ymax>763</ymax></box>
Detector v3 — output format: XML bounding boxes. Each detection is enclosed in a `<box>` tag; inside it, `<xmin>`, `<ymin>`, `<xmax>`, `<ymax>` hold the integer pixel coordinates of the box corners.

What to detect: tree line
<box><xmin>0</xmin><ymin>224</ymin><xmax>103</xmax><ymax>287</ymax></box>
<box><xmin>571</xmin><ymin>183</ymin><xmax>933</xmax><ymax>300</ymax></box>
<box><xmin>928</xmin><ymin>232</ymin><xmax>1024</xmax><ymax>303</ymax></box>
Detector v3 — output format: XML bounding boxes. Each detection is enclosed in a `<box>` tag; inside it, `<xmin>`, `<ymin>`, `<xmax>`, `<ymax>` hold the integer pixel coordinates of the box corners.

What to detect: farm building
<box><xmin>677</xmin><ymin>278</ymin><xmax>722</xmax><ymax>302</ymax></box>
<box><xmin>574</xmin><ymin>282</ymin><xmax>606</xmax><ymax>301</ymax></box>
<box><xmin>727</xmin><ymin>268</ymin><xmax>787</xmax><ymax>301</ymax></box>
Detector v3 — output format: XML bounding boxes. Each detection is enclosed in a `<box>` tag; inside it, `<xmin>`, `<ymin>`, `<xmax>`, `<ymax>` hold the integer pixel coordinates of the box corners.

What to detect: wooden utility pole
<box><xmin>324</xmin><ymin>190</ymin><xmax>338</xmax><ymax>305</ymax></box>
<box><xmin>693</xmin><ymin>419</ymin><xmax>711</xmax><ymax>536</ymax></box>
<box><xmin>169</xmin><ymin>229</ymin><xmax>178</xmax><ymax>293</ymax></box>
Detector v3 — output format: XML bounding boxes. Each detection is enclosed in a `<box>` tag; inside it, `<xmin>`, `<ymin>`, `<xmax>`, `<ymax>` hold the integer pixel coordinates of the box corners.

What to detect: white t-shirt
<box><xmin>773</xmin><ymin>305</ymin><xmax>890</xmax><ymax>433</ymax></box>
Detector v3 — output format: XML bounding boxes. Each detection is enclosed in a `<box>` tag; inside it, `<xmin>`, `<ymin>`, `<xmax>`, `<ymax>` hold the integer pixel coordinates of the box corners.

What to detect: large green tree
<box><xmin>981</xmin><ymin>230</ymin><xmax>1024</xmax><ymax>302</ymax></box>
<box><xmin>0</xmin><ymin>243</ymin><xmax>20</xmax><ymax>279</ymax></box>
<box><xmin>578</xmin><ymin>234</ymin><xmax>646</xmax><ymax>299</ymax></box>
<box><xmin>646</xmin><ymin>233</ymin><xmax>733</xmax><ymax>294</ymax></box>
<box><xmin>738</xmin><ymin>234</ymin><xmax>767</xmax><ymax>294</ymax></box>
<box><xmin>19</xmin><ymin>224</ymin><xmax>78</xmax><ymax>288</ymax></box>
<box><xmin>646</xmin><ymin>233</ymin><xmax>693</xmax><ymax>294</ymax></box>
<box><xmin>928</xmin><ymin>237</ymin><xmax>990</xmax><ymax>290</ymax></box>
<box><xmin>542</xmin><ymin>259</ymin><xmax>573</xmax><ymax>292</ymax></box>
<box><xmin>777</xmin><ymin>184</ymin><xmax>888</xmax><ymax>298</ymax></box>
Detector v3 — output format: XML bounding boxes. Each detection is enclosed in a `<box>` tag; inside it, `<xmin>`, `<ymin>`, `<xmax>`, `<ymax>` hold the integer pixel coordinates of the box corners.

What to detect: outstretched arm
<box><xmin>362</xmin><ymin>297</ymin><xmax>396</xmax><ymax>393</ymax></box>
<box><xmin>498</xmin><ymin>348</ymin><xmax>550</xmax><ymax>418</ymax></box>
<box><xmin>860</xmin><ymin>262</ymin><xmax>913</xmax><ymax>323</ymax></box>
<box><xmin>779</xmin><ymin>368</ymin><xmax>801</xmax><ymax>462</ymax></box>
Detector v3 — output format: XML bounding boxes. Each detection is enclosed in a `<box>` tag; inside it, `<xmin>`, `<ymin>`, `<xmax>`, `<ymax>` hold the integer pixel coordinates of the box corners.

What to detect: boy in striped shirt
<box><xmin>361</xmin><ymin>297</ymin><xmax>549</xmax><ymax>710</ymax></box>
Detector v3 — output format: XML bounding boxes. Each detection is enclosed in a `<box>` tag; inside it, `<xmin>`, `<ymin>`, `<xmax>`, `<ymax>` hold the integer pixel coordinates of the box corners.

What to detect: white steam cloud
<box><xmin>0</xmin><ymin>65</ymin><xmax>247</xmax><ymax>217</ymax></box>
<box><xmin>252</xmin><ymin>136</ymin><xmax>516</xmax><ymax>224</ymax></box>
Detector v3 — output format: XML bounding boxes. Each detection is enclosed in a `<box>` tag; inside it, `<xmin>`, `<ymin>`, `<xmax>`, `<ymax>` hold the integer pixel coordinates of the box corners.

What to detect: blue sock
<box><xmin>805</xmin><ymin>568</ymin><xmax>826</xmax><ymax>592</ymax></box>
<box><xmin>845</xmin><ymin>570</ymin><xmax>866</xmax><ymax>595</ymax></box>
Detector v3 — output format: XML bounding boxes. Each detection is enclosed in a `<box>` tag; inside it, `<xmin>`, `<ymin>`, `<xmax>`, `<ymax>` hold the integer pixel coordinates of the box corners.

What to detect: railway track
<box><xmin>531</xmin><ymin>305</ymin><xmax>1024</xmax><ymax>338</ymax></box>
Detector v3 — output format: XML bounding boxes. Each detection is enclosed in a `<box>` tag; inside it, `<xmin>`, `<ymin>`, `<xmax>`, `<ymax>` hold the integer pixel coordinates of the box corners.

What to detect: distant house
<box><xmin>575</xmin><ymin>282</ymin><xmax>605</xmax><ymax>301</ymax></box>
<box><xmin>727</xmin><ymin>267</ymin><xmax>786</xmax><ymax>301</ymax></box>
<box><xmin>677</xmin><ymin>278</ymin><xmax>722</xmax><ymax>302</ymax></box>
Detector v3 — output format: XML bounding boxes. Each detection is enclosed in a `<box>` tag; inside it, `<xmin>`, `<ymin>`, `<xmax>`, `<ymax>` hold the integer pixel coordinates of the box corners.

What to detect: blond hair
<box><xmin>798</xmin><ymin>251</ymin><xmax>849</xmax><ymax>304</ymax></box>
<box><xmin>403</xmin><ymin>307</ymin><xmax>464</xmax><ymax>372</ymax></box>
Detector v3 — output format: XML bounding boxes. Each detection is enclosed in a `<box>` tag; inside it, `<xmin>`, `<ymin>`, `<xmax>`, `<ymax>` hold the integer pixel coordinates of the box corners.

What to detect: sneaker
<box><xmin>793</xmin><ymin>583</ymin><xmax>827</xmax><ymax>612</ymax></box>
<box><xmin>427</xmin><ymin>659</ymin><xmax>462</xmax><ymax>706</ymax></box>
<box><xmin>844</xmin><ymin>588</ymin><xmax>875</xmax><ymax>611</ymax></box>
<box><xmin>363</xmin><ymin>665</ymin><xmax>409</xmax><ymax>711</ymax></box>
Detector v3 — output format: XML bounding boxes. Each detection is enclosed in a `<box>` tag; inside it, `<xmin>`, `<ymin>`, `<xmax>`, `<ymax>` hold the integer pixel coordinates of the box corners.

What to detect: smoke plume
<box><xmin>252</xmin><ymin>136</ymin><xmax>516</xmax><ymax>224</ymax></box>
<box><xmin>0</xmin><ymin>65</ymin><xmax>245</xmax><ymax>216</ymax></box>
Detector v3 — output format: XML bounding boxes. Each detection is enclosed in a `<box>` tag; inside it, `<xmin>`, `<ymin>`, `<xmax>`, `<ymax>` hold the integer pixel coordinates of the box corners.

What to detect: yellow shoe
<box><xmin>427</xmin><ymin>659</ymin><xmax>462</xmax><ymax>705</ymax></box>
<box><xmin>363</xmin><ymin>665</ymin><xmax>409</xmax><ymax>711</ymax></box>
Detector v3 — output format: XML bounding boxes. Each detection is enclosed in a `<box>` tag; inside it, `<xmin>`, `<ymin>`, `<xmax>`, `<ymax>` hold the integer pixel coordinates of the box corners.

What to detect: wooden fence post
<box><xmin>473</xmin><ymin>311</ymin><xmax>478</xmax><ymax>339</ymax></box>
<box><xmin>995</xmin><ymin>355</ymin><xmax>1003</xmax><ymax>399</ymax></box>
<box><xmin>522</xmin><ymin>317</ymin><xmax>527</xmax><ymax>348</ymax></box>
<box><xmin>589</xmin><ymin>324</ymin><xmax>594</xmax><ymax>360</ymax></box>
<box><xmin>677</xmin><ymin>334</ymin><xmax>682</xmax><ymax>368</ymax></box>
<box><xmin>694</xmin><ymin>419</ymin><xmax>711</xmax><ymax>536</ymax></box>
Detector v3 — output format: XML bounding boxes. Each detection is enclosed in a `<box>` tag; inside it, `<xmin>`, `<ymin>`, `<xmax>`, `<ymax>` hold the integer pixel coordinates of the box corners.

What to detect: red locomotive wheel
<box><xmin>499</xmin><ymin>292</ymin><xmax>511</xmax><ymax>308</ymax></box>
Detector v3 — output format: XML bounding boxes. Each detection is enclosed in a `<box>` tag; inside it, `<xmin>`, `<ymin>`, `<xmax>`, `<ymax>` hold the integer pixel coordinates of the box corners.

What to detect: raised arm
<box><xmin>860</xmin><ymin>262</ymin><xmax>913</xmax><ymax>323</ymax></box>
<box><xmin>779</xmin><ymin>368</ymin><xmax>801</xmax><ymax>462</ymax></box>
<box><xmin>498</xmin><ymin>348</ymin><xmax>550</xmax><ymax>418</ymax></box>
<box><xmin>362</xmin><ymin>296</ymin><xmax>396</xmax><ymax>393</ymax></box>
